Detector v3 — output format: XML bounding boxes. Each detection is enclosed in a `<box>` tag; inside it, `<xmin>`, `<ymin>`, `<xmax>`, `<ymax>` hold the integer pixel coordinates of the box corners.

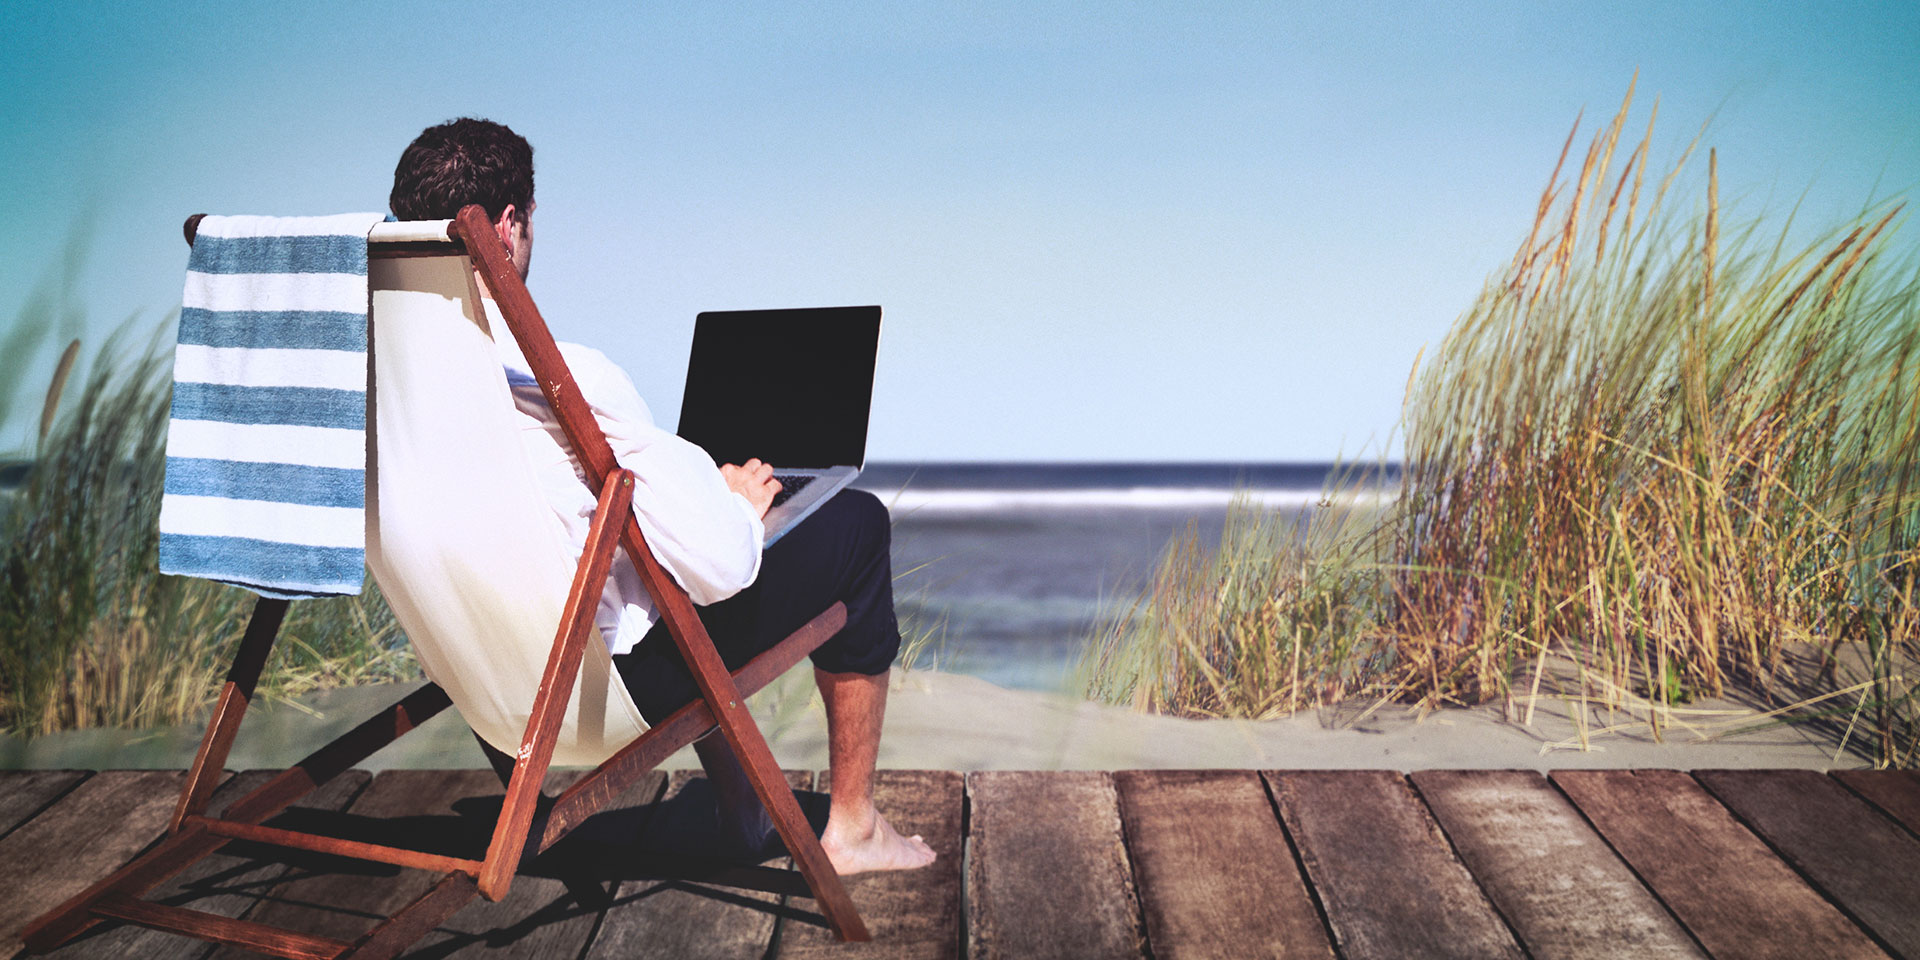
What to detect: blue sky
<box><xmin>3</xmin><ymin>1</ymin><xmax>1915</xmax><ymax>460</ymax></box>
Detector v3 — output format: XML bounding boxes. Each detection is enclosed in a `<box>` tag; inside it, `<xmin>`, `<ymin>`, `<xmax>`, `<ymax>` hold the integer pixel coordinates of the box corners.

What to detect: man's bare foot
<box><xmin>820</xmin><ymin>809</ymin><xmax>937</xmax><ymax>875</ymax></box>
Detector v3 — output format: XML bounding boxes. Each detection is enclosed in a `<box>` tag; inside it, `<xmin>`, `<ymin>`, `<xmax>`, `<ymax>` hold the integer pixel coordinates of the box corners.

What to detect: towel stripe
<box><xmin>170</xmin><ymin>382</ymin><xmax>365</xmax><ymax>430</ymax></box>
<box><xmin>158</xmin><ymin>533</ymin><xmax>364</xmax><ymax>597</ymax></box>
<box><xmin>186</xmin><ymin>235</ymin><xmax>366</xmax><ymax>276</ymax></box>
<box><xmin>184</xmin><ymin>270</ymin><xmax>369</xmax><ymax>315</ymax></box>
<box><xmin>176</xmin><ymin>308</ymin><xmax>369</xmax><ymax>351</ymax></box>
<box><xmin>163</xmin><ymin>419</ymin><xmax>365</xmax><ymax>470</ymax></box>
<box><xmin>164</xmin><ymin>458</ymin><xmax>364</xmax><ymax>509</ymax></box>
<box><xmin>172</xmin><ymin>344</ymin><xmax>366</xmax><ymax>391</ymax></box>
<box><xmin>159</xmin><ymin>494</ymin><xmax>364</xmax><ymax>549</ymax></box>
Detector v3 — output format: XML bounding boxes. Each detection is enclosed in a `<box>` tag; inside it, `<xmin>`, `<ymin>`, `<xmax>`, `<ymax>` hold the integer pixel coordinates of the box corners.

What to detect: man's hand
<box><xmin>719</xmin><ymin>458</ymin><xmax>781</xmax><ymax>519</ymax></box>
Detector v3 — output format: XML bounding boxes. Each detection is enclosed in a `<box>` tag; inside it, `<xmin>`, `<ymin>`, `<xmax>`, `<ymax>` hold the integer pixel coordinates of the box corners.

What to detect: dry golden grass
<box><xmin>1085</xmin><ymin>84</ymin><xmax>1919</xmax><ymax>767</ymax></box>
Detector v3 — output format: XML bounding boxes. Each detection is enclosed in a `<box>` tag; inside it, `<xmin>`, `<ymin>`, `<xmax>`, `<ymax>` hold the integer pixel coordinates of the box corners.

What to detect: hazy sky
<box><xmin>4</xmin><ymin>1</ymin><xmax>1915</xmax><ymax>460</ymax></box>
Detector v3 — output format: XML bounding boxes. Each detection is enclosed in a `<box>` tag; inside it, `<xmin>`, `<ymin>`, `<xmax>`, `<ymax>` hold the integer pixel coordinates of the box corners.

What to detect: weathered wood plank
<box><xmin>1832</xmin><ymin>769</ymin><xmax>1920</xmax><ymax>839</ymax></box>
<box><xmin>43</xmin><ymin>768</ymin><xmax>371</xmax><ymax>960</ymax></box>
<box><xmin>1552</xmin><ymin>769</ymin><xmax>1890</xmax><ymax>960</ymax></box>
<box><xmin>1112</xmin><ymin>769</ymin><xmax>1332</xmax><ymax>960</ymax></box>
<box><xmin>205</xmin><ymin>768</ymin><xmax>607</xmax><ymax>958</ymax></box>
<box><xmin>0</xmin><ymin>770</ymin><xmax>196</xmax><ymax>958</ymax></box>
<box><xmin>206</xmin><ymin>769</ymin><xmax>498</xmax><ymax>956</ymax></box>
<box><xmin>1264</xmin><ymin>770</ymin><xmax>1523</xmax><ymax>960</ymax></box>
<box><xmin>966</xmin><ymin>770</ymin><xmax>1145</xmax><ymax>960</ymax></box>
<box><xmin>584</xmin><ymin>769</ymin><xmax>810</xmax><ymax>960</ymax></box>
<box><xmin>0</xmin><ymin>771</ymin><xmax>88</xmax><ymax>842</ymax></box>
<box><xmin>1410</xmin><ymin>769</ymin><xmax>1704</xmax><ymax>960</ymax></box>
<box><xmin>1696</xmin><ymin>769</ymin><xmax>1920</xmax><ymax>959</ymax></box>
<box><xmin>424</xmin><ymin>767</ymin><xmax>663</xmax><ymax>958</ymax></box>
<box><xmin>776</xmin><ymin>769</ymin><xmax>963</xmax><ymax>960</ymax></box>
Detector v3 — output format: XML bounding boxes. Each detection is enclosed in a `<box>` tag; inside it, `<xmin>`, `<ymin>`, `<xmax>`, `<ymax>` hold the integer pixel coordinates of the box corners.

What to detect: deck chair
<box><xmin>21</xmin><ymin>205</ymin><xmax>869</xmax><ymax>958</ymax></box>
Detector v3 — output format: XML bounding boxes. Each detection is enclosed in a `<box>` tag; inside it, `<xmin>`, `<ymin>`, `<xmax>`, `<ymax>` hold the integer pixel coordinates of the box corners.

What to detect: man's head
<box><xmin>390</xmin><ymin>117</ymin><xmax>535</xmax><ymax>279</ymax></box>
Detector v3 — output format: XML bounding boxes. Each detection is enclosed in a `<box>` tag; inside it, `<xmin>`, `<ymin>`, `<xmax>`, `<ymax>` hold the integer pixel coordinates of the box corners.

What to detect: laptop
<box><xmin>676</xmin><ymin>305</ymin><xmax>882</xmax><ymax>546</ymax></box>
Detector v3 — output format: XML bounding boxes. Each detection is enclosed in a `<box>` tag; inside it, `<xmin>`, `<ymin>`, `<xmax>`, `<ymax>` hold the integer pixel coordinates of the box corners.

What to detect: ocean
<box><xmin>0</xmin><ymin>460</ymin><xmax>1396</xmax><ymax>694</ymax></box>
<box><xmin>852</xmin><ymin>462</ymin><xmax>1397</xmax><ymax>692</ymax></box>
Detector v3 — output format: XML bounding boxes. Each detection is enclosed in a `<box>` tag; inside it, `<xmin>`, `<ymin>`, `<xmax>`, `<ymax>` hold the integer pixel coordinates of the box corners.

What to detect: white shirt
<box><xmin>484</xmin><ymin>299</ymin><xmax>764</xmax><ymax>655</ymax></box>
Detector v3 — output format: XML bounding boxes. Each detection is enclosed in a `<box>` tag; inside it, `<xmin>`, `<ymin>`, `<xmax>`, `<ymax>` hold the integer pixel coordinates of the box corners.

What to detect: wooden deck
<box><xmin>1</xmin><ymin>767</ymin><xmax>1916</xmax><ymax>959</ymax></box>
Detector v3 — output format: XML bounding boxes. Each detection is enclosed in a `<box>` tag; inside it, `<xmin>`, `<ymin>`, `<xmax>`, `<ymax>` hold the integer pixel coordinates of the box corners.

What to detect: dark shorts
<box><xmin>612</xmin><ymin>488</ymin><xmax>900</xmax><ymax>725</ymax></box>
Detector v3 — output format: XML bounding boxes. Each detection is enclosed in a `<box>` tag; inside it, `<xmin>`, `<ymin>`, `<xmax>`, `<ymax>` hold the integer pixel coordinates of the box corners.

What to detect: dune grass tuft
<box><xmin>1084</xmin><ymin>85</ymin><xmax>1920</xmax><ymax>766</ymax></box>
<box><xmin>0</xmin><ymin>314</ymin><xmax>416</xmax><ymax>737</ymax></box>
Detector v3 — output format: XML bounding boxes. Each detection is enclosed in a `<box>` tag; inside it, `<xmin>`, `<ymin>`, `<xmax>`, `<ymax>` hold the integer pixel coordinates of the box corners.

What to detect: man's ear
<box><xmin>492</xmin><ymin>204</ymin><xmax>520</xmax><ymax>256</ymax></box>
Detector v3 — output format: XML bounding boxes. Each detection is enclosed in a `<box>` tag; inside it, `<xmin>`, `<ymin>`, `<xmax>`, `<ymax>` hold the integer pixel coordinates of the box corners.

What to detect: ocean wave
<box><xmin>860</xmin><ymin>486</ymin><xmax>1399</xmax><ymax>512</ymax></box>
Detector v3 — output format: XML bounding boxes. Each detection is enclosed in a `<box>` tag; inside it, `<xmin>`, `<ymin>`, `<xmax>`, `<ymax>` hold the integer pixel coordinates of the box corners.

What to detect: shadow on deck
<box><xmin>1</xmin><ymin>766</ymin><xmax>1916</xmax><ymax>959</ymax></box>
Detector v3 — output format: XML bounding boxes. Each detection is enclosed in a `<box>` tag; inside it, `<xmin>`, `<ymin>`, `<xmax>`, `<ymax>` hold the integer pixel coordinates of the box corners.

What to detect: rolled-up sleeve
<box><xmin>563</xmin><ymin>344</ymin><xmax>763</xmax><ymax>603</ymax></box>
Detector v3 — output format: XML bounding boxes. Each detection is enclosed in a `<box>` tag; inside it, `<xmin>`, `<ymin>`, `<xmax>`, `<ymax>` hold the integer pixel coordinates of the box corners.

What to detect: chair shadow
<box><xmin>119</xmin><ymin>780</ymin><xmax>840</xmax><ymax>951</ymax></box>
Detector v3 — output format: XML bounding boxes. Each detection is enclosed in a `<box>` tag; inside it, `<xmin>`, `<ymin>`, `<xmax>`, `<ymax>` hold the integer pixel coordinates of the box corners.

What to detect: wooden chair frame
<box><xmin>20</xmin><ymin>204</ymin><xmax>869</xmax><ymax>958</ymax></box>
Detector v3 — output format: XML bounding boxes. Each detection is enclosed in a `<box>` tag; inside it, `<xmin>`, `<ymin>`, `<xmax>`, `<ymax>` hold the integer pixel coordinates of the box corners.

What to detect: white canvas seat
<box><xmin>363</xmin><ymin>227</ymin><xmax>646</xmax><ymax>766</ymax></box>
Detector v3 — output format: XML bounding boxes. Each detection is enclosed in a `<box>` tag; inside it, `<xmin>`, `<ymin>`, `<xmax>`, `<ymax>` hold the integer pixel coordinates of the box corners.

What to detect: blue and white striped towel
<box><xmin>158</xmin><ymin>212</ymin><xmax>386</xmax><ymax>598</ymax></box>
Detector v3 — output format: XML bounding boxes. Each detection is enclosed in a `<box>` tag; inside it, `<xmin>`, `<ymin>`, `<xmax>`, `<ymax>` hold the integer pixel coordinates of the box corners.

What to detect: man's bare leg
<box><xmin>815</xmin><ymin>667</ymin><xmax>937</xmax><ymax>874</ymax></box>
<box><xmin>693</xmin><ymin>668</ymin><xmax>934</xmax><ymax>874</ymax></box>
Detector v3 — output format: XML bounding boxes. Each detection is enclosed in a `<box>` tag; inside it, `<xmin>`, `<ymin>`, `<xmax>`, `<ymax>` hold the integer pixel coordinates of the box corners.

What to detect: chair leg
<box><xmin>172</xmin><ymin>597</ymin><xmax>291</xmax><ymax>832</ymax></box>
<box><xmin>614</xmin><ymin>509</ymin><xmax>870</xmax><ymax>941</ymax></box>
<box><xmin>644</xmin><ymin>593</ymin><xmax>868</xmax><ymax>939</ymax></box>
<box><xmin>476</xmin><ymin>469</ymin><xmax>633</xmax><ymax>901</ymax></box>
<box><xmin>19</xmin><ymin>683</ymin><xmax>453</xmax><ymax>954</ymax></box>
<box><xmin>702</xmin><ymin>683</ymin><xmax>871</xmax><ymax>941</ymax></box>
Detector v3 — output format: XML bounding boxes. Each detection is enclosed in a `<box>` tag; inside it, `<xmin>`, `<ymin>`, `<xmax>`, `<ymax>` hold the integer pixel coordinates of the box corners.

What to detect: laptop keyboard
<box><xmin>770</xmin><ymin>474</ymin><xmax>816</xmax><ymax>509</ymax></box>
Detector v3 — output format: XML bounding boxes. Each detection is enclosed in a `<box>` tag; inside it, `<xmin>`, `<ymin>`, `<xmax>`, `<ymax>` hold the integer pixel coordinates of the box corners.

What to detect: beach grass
<box><xmin>0</xmin><ymin>312</ymin><xmax>417</xmax><ymax>737</ymax></box>
<box><xmin>1084</xmin><ymin>83</ymin><xmax>1920</xmax><ymax>767</ymax></box>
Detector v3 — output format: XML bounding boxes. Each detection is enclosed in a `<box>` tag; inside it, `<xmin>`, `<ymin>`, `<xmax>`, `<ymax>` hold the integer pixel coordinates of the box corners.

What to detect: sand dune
<box><xmin>0</xmin><ymin>666</ymin><xmax>1877</xmax><ymax>772</ymax></box>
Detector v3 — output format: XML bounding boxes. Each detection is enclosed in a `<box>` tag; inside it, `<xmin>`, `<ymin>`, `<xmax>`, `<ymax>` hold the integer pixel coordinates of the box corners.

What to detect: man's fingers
<box><xmin>725</xmin><ymin>460</ymin><xmax>779</xmax><ymax>486</ymax></box>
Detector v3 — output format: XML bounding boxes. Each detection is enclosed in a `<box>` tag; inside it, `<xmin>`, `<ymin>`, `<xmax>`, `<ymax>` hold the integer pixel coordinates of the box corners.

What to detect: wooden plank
<box><xmin>585</xmin><ymin>769</ymin><xmax>810</xmax><ymax>960</ymax></box>
<box><xmin>205</xmin><ymin>769</ymin><xmax>492</xmax><ymax>957</ymax></box>
<box><xmin>207</xmin><ymin>768</ymin><xmax>602</xmax><ymax>959</ymax></box>
<box><xmin>0</xmin><ymin>770</ymin><xmax>196</xmax><ymax>957</ymax></box>
<box><xmin>1832</xmin><ymin>769</ymin><xmax>1920</xmax><ymax>839</ymax></box>
<box><xmin>1411</xmin><ymin>769</ymin><xmax>1704</xmax><ymax>960</ymax></box>
<box><xmin>0</xmin><ymin>770</ymin><xmax>88</xmax><ymax>840</ymax></box>
<box><xmin>1552</xmin><ymin>769</ymin><xmax>1890</xmax><ymax>960</ymax></box>
<box><xmin>1696</xmin><ymin>769</ymin><xmax>1920</xmax><ymax>959</ymax></box>
<box><xmin>44</xmin><ymin>769</ymin><xmax>371</xmax><ymax>960</ymax></box>
<box><xmin>1113</xmin><ymin>770</ymin><xmax>1333</xmax><ymax>960</ymax></box>
<box><xmin>777</xmin><ymin>769</ymin><xmax>964</xmax><ymax>960</ymax></box>
<box><xmin>348</xmin><ymin>872</ymin><xmax>481</xmax><ymax>959</ymax></box>
<box><xmin>423</xmin><ymin>768</ymin><xmax>664</xmax><ymax>959</ymax></box>
<box><xmin>965</xmin><ymin>770</ymin><xmax>1145</xmax><ymax>960</ymax></box>
<box><xmin>1264</xmin><ymin>770</ymin><xmax>1523</xmax><ymax>960</ymax></box>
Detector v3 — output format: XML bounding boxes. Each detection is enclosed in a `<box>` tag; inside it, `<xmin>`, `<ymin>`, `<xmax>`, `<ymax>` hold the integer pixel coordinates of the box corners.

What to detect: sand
<box><xmin>0</xmin><ymin>664</ymin><xmax>1884</xmax><ymax>772</ymax></box>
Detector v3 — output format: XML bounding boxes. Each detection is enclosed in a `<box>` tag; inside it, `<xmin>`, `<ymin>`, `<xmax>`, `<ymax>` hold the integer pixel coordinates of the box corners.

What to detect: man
<box><xmin>389</xmin><ymin>117</ymin><xmax>934</xmax><ymax>875</ymax></box>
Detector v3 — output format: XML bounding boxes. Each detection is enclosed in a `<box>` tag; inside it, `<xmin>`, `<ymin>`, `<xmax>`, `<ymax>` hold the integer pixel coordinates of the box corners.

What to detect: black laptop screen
<box><xmin>675</xmin><ymin>305</ymin><xmax>880</xmax><ymax>469</ymax></box>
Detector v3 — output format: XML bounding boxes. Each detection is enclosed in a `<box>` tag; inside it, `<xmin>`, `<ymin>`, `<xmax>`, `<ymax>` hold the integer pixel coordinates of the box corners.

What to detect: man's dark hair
<box><xmin>390</xmin><ymin>117</ymin><xmax>534</xmax><ymax>223</ymax></box>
